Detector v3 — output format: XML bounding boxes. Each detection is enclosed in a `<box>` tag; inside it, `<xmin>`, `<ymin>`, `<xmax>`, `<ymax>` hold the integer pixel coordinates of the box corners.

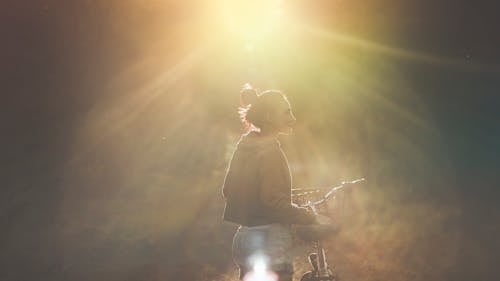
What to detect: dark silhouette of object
<box><xmin>222</xmin><ymin>84</ymin><xmax>331</xmax><ymax>281</ymax></box>
<box><xmin>294</xmin><ymin>179</ymin><xmax>365</xmax><ymax>281</ymax></box>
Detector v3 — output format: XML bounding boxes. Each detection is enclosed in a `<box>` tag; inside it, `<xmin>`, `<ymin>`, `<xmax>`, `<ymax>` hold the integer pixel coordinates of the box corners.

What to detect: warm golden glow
<box><xmin>218</xmin><ymin>0</ymin><xmax>286</xmax><ymax>41</ymax></box>
<box><xmin>57</xmin><ymin>2</ymin><xmax>469</xmax><ymax>280</ymax></box>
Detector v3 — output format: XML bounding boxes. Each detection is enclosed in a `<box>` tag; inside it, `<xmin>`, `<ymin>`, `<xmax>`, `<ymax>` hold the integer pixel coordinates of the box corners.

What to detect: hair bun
<box><xmin>240</xmin><ymin>83</ymin><xmax>259</xmax><ymax>106</ymax></box>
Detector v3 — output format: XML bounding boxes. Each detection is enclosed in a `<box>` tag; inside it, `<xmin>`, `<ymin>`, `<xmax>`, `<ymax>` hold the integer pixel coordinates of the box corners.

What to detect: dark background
<box><xmin>1</xmin><ymin>1</ymin><xmax>499</xmax><ymax>281</ymax></box>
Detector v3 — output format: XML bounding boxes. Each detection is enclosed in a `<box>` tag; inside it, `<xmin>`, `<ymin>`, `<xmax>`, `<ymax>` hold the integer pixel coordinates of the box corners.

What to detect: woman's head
<box><xmin>239</xmin><ymin>84</ymin><xmax>296</xmax><ymax>136</ymax></box>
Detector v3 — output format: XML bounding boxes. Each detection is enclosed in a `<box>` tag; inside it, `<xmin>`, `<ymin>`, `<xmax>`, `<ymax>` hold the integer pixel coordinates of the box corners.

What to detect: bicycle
<box><xmin>292</xmin><ymin>178</ymin><xmax>365</xmax><ymax>281</ymax></box>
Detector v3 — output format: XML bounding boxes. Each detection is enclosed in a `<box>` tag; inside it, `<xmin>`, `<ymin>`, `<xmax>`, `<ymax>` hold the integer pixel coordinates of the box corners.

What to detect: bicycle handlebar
<box><xmin>295</xmin><ymin>178</ymin><xmax>365</xmax><ymax>208</ymax></box>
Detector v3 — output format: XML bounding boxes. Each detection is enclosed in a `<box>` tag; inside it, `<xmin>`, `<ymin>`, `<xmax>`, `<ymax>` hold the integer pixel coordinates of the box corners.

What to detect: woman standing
<box><xmin>222</xmin><ymin>84</ymin><xmax>329</xmax><ymax>281</ymax></box>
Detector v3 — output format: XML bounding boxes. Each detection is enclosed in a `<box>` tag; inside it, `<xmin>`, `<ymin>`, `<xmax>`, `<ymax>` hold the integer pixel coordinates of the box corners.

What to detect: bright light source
<box><xmin>253</xmin><ymin>256</ymin><xmax>267</xmax><ymax>274</ymax></box>
<box><xmin>244</xmin><ymin>254</ymin><xmax>278</xmax><ymax>281</ymax></box>
<box><xmin>218</xmin><ymin>0</ymin><xmax>287</xmax><ymax>43</ymax></box>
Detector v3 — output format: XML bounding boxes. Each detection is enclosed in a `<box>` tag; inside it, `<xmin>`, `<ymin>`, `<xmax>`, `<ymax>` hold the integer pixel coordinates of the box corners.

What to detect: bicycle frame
<box><xmin>293</xmin><ymin>178</ymin><xmax>365</xmax><ymax>281</ymax></box>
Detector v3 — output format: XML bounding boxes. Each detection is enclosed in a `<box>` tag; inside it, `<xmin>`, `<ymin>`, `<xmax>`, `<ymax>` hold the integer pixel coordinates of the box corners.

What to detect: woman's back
<box><xmin>223</xmin><ymin>132</ymin><xmax>315</xmax><ymax>227</ymax></box>
<box><xmin>223</xmin><ymin>134</ymin><xmax>291</xmax><ymax>226</ymax></box>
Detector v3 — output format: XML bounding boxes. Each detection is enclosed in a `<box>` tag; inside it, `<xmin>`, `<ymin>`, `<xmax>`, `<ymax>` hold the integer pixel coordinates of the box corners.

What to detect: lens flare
<box><xmin>244</xmin><ymin>254</ymin><xmax>278</xmax><ymax>281</ymax></box>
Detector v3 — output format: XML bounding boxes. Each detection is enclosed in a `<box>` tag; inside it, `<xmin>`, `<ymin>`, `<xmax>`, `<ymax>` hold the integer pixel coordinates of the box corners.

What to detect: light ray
<box><xmin>70</xmin><ymin>48</ymin><xmax>205</xmax><ymax>164</ymax></box>
<box><xmin>296</xmin><ymin>23</ymin><xmax>485</xmax><ymax>71</ymax></box>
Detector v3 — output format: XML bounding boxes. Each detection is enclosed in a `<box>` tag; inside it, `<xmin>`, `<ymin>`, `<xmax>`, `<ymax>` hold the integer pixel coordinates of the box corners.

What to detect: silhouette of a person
<box><xmin>222</xmin><ymin>84</ymin><xmax>331</xmax><ymax>281</ymax></box>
